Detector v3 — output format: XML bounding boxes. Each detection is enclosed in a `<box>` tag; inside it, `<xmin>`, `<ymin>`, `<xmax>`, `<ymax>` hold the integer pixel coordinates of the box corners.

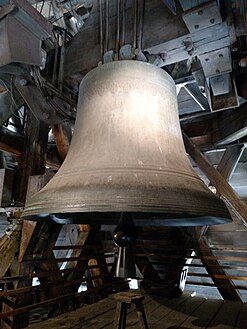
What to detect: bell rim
<box><xmin>22</xmin><ymin>211</ymin><xmax>232</xmax><ymax>227</ymax></box>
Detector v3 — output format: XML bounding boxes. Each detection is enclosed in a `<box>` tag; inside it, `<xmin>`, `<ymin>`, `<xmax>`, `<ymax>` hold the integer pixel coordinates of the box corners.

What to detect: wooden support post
<box><xmin>64</xmin><ymin>227</ymin><xmax>110</xmax><ymax>300</ymax></box>
<box><xmin>64</xmin><ymin>225</ymin><xmax>91</xmax><ymax>270</ymax></box>
<box><xmin>13</xmin><ymin>111</ymin><xmax>49</xmax><ymax>205</ymax></box>
<box><xmin>183</xmin><ymin>133</ymin><xmax>245</xmax><ymax>301</ymax></box>
<box><xmin>1</xmin><ymin>110</ymin><xmax>51</xmax><ymax>328</ymax></box>
<box><xmin>183</xmin><ymin>132</ymin><xmax>247</xmax><ymax>225</ymax></box>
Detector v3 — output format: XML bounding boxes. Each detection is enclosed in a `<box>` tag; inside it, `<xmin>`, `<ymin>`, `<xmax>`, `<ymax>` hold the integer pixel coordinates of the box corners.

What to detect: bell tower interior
<box><xmin>0</xmin><ymin>0</ymin><xmax>247</xmax><ymax>328</ymax></box>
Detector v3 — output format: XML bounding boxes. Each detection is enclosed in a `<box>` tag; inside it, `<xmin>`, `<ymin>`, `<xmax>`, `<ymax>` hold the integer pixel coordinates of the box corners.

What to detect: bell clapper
<box><xmin>113</xmin><ymin>213</ymin><xmax>138</xmax><ymax>279</ymax></box>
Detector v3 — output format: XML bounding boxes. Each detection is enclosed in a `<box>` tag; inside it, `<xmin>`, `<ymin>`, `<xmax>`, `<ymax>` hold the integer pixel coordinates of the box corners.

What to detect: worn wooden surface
<box><xmin>27</xmin><ymin>291</ymin><xmax>247</xmax><ymax>329</ymax></box>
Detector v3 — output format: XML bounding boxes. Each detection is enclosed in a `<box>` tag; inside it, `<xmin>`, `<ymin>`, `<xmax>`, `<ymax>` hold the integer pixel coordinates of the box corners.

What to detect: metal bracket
<box><xmin>199</xmin><ymin>47</ymin><xmax>232</xmax><ymax>77</ymax></box>
<box><xmin>182</xmin><ymin>0</ymin><xmax>222</xmax><ymax>33</ymax></box>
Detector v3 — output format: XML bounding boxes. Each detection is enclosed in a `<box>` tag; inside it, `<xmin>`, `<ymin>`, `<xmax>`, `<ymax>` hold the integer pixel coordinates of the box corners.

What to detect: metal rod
<box><xmin>52</xmin><ymin>34</ymin><xmax>59</xmax><ymax>87</ymax></box>
<box><xmin>99</xmin><ymin>0</ymin><xmax>104</xmax><ymax>57</ymax></box>
<box><xmin>133</xmin><ymin>0</ymin><xmax>137</xmax><ymax>49</ymax></box>
<box><xmin>105</xmin><ymin>0</ymin><xmax>109</xmax><ymax>52</ymax></box>
<box><xmin>48</xmin><ymin>0</ymin><xmax>52</xmax><ymax>19</ymax></box>
<box><xmin>137</xmin><ymin>0</ymin><xmax>145</xmax><ymax>51</ymax></box>
<box><xmin>121</xmin><ymin>0</ymin><xmax>126</xmax><ymax>46</ymax></box>
<box><xmin>58</xmin><ymin>29</ymin><xmax>66</xmax><ymax>94</ymax></box>
<box><xmin>116</xmin><ymin>0</ymin><xmax>120</xmax><ymax>59</ymax></box>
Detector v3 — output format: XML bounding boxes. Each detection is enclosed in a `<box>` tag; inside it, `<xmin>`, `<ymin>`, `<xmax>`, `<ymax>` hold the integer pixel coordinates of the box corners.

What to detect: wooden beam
<box><xmin>64</xmin><ymin>225</ymin><xmax>90</xmax><ymax>270</ymax></box>
<box><xmin>199</xmin><ymin>144</ymin><xmax>246</xmax><ymax>302</ymax></box>
<box><xmin>52</xmin><ymin>122</ymin><xmax>72</xmax><ymax>162</ymax></box>
<box><xmin>216</xmin><ymin>145</ymin><xmax>245</xmax><ymax>182</ymax></box>
<box><xmin>64</xmin><ymin>227</ymin><xmax>109</xmax><ymax>296</ymax></box>
<box><xmin>181</xmin><ymin>103</ymin><xmax>247</xmax><ymax>148</ymax></box>
<box><xmin>185</xmin><ymin>141</ymin><xmax>245</xmax><ymax>301</ymax></box>
<box><xmin>190</xmin><ymin>227</ymin><xmax>244</xmax><ymax>302</ymax></box>
<box><xmin>0</xmin><ymin>224</ymin><xmax>22</xmax><ymax>277</ymax></box>
<box><xmin>15</xmin><ymin>79</ymin><xmax>62</xmax><ymax>126</ymax></box>
<box><xmin>216</xmin><ymin>104</ymin><xmax>247</xmax><ymax>145</ymax></box>
<box><xmin>0</xmin><ymin>127</ymin><xmax>23</xmax><ymax>156</ymax></box>
<box><xmin>46</xmin><ymin>145</ymin><xmax>62</xmax><ymax>169</ymax></box>
<box><xmin>13</xmin><ymin>112</ymin><xmax>48</xmax><ymax>205</ymax></box>
<box><xmin>183</xmin><ymin>132</ymin><xmax>247</xmax><ymax>225</ymax></box>
<box><xmin>0</xmin><ymin>91</ymin><xmax>24</xmax><ymax>126</ymax></box>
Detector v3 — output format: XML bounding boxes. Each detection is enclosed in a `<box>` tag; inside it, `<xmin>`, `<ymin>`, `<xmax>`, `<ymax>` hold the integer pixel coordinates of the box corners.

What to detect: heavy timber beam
<box><xmin>216</xmin><ymin>145</ymin><xmax>245</xmax><ymax>182</ymax></box>
<box><xmin>0</xmin><ymin>91</ymin><xmax>24</xmax><ymax>126</ymax></box>
<box><xmin>190</xmin><ymin>227</ymin><xmax>243</xmax><ymax>302</ymax></box>
<box><xmin>215</xmin><ymin>104</ymin><xmax>247</xmax><ymax>145</ymax></box>
<box><xmin>181</xmin><ymin>103</ymin><xmax>247</xmax><ymax>148</ymax></box>
<box><xmin>15</xmin><ymin>79</ymin><xmax>62</xmax><ymax>126</ymax></box>
<box><xmin>184</xmin><ymin>133</ymin><xmax>247</xmax><ymax>223</ymax></box>
<box><xmin>0</xmin><ymin>127</ymin><xmax>23</xmax><ymax>156</ymax></box>
<box><xmin>0</xmin><ymin>225</ymin><xmax>22</xmax><ymax>277</ymax></box>
<box><xmin>183</xmin><ymin>133</ymin><xmax>247</xmax><ymax>225</ymax></box>
<box><xmin>188</xmin><ymin>143</ymin><xmax>245</xmax><ymax>302</ymax></box>
<box><xmin>52</xmin><ymin>122</ymin><xmax>72</xmax><ymax>162</ymax></box>
<box><xmin>1</xmin><ymin>113</ymin><xmax>50</xmax><ymax>328</ymax></box>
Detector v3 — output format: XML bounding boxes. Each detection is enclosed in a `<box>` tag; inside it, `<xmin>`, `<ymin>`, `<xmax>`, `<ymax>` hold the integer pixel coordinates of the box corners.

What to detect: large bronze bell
<box><xmin>22</xmin><ymin>61</ymin><xmax>231</xmax><ymax>226</ymax></box>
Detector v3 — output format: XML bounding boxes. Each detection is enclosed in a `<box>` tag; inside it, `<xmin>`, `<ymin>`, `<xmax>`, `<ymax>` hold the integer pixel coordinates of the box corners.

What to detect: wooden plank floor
<box><xmin>28</xmin><ymin>291</ymin><xmax>247</xmax><ymax>329</ymax></box>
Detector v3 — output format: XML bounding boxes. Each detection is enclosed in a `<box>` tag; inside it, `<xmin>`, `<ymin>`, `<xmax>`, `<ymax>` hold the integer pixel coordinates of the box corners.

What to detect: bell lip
<box><xmin>22</xmin><ymin>211</ymin><xmax>232</xmax><ymax>227</ymax></box>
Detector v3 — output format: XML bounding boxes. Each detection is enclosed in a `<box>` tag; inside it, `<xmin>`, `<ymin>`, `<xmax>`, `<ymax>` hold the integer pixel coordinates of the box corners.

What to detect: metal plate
<box><xmin>199</xmin><ymin>47</ymin><xmax>232</xmax><ymax>77</ymax></box>
<box><xmin>179</xmin><ymin>0</ymin><xmax>208</xmax><ymax>11</ymax></box>
<box><xmin>209</xmin><ymin>73</ymin><xmax>232</xmax><ymax>96</ymax></box>
<box><xmin>0</xmin><ymin>15</ymin><xmax>41</xmax><ymax>67</ymax></box>
<box><xmin>182</xmin><ymin>1</ymin><xmax>222</xmax><ymax>33</ymax></box>
<box><xmin>0</xmin><ymin>0</ymin><xmax>52</xmax><ymax>40</ymax></box>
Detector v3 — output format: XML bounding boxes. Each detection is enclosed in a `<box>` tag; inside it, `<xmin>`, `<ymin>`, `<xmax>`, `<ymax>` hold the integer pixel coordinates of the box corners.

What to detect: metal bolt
<box><xmin>219</xmin><ymin>53</ymin><xmax>223</xmax><ymax>58</ymax></box>
<box><xmin>194</xmin><ymin>24</ymin><xmax>199</xmax><ymax>29</ymax></box>
<box><xmin>19</xmin><ymin>79</ymin><xmax>27</xmax><ymax>86</ymax></box>
<box><xmin>205</xmin><ymin>58</ymin><xmax>209</xmax><ymax>62</ymax></box>
<box><xmin>210</xmin><ymin>18</ymin><xmax>215</xmax><ymax>24</ymax></box>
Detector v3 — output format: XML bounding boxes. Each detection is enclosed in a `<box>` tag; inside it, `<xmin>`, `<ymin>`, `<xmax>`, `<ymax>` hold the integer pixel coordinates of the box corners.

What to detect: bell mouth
<box><xmin>23</xmin><ymin>211</ymin><xmax>232</xmax><ymax>227</ymax></box>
